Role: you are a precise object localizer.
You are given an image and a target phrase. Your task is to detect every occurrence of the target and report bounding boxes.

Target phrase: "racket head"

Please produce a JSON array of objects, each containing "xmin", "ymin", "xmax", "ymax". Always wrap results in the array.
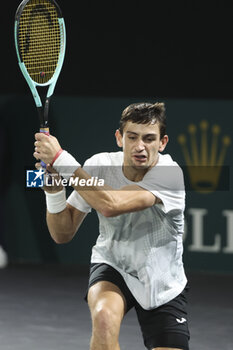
[{"xmin": 15, "ymin": 0, "xmax": 66, "ymax": 87}]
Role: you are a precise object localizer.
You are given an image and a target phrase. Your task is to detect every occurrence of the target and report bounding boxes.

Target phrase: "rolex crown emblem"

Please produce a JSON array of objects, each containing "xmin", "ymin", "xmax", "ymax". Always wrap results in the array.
[{"xmin": 178, "ymin": 121, "xmax": 231, "ymax": 194}]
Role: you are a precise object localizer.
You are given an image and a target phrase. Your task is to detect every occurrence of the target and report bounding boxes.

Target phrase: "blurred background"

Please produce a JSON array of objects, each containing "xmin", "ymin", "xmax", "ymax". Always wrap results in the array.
[
  {"xmin": 2, "ymin": 0, "xmax": 232, "ymax": 271},
  {"xmin": 0, "ymin": 1, "xmax": 232, "ymax": 349}
]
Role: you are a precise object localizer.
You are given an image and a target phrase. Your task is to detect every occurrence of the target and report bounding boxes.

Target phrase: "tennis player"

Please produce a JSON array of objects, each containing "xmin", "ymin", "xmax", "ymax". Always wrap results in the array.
[{"xmin": 34, "ymin": 102, "xmax": 190, "ymax": 350}]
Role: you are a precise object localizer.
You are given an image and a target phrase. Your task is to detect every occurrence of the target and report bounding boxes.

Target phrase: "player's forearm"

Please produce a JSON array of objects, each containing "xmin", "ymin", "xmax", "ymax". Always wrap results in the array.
[
  {"xmin": 39, "ymin": 148, "xmax": 154, "ymax": 216},
  {"xmin": 46, "ymin": 207, "xmax": 75, "ymax": 244},
  {"xmin": 34, "ymin": 146, "xmax": 117, "ymax": 214},
  {"xmin": 71, "ymin": 168, "xmax": 154, "ymax": 217},
  {"xmin": 71, "ymin": 167, "xmax": 119, "ymax": 215}
]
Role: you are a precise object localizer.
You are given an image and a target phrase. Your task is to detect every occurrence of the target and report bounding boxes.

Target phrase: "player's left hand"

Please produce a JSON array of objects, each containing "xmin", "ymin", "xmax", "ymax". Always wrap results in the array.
[
  {"xmin": 35, "ymin": 162, "xmax": 63, "ymax": 193},
  {"xmin": 33, "ymin": 133, "xmax": 62, "ymax": 165}
]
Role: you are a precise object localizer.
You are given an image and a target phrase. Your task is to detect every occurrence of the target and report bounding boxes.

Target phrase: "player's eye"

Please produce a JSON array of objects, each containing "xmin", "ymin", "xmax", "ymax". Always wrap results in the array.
[{"xmin": 145, "ymin": 138, "xmax": 155, "ymax": 142}]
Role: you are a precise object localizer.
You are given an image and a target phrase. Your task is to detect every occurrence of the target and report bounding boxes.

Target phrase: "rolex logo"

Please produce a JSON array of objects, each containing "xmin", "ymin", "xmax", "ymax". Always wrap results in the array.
[{"xmin": 178, "ymin": 121, "xmax": 231, "ymax": 193}]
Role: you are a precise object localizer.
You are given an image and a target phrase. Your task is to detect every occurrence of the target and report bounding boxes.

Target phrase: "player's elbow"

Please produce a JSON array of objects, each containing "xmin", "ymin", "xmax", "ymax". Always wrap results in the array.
[
  {"xmin": 50, "ymin": 231, "xmax": 74, "ymax": 244},
  {"xmin": 100, "ymin": 207, "xmax": 116, "ymax": 217},
  {"xmin": 99, "ymin": 202, "xmax": 119, "ymax": 217}
]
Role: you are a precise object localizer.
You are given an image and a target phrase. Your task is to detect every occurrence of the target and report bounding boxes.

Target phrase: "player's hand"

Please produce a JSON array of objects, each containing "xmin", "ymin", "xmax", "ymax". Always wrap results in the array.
[
  {"xmin": 35, "ymin": 162, "xmax": 63, "ymax": 193},
  {"xmin": 33, "ymin": 133, "xmax": 61, "ymax": 165}
]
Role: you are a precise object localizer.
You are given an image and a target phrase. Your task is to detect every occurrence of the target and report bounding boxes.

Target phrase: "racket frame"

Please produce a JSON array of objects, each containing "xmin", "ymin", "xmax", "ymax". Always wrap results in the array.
[{"xmin": 14, "ymin": 0, "xmax": 66, "ymax": 128}]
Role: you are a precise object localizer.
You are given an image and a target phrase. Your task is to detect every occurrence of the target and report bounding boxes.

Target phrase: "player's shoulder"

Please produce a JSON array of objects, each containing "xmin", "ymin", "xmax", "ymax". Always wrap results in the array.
[
  {"xmin": 143, "ymin": 153, "xmax": 184, "ymax": 186},
  {"xmin": 156, "ymin": 153, "xmax": 183, "ymax": 177},
  {"xmin": 158, "ymin": 153, "xmax": 180, "ymax": 167},
  {"xmin": 83, "ymin": 151, "xmax": 123, "ymax": 166}
]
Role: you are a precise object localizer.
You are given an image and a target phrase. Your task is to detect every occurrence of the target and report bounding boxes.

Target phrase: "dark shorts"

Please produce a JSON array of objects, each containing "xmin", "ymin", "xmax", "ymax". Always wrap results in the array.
[{"xmin": 86, "ymin": 263, "xmax": 190, "ymax": 350}]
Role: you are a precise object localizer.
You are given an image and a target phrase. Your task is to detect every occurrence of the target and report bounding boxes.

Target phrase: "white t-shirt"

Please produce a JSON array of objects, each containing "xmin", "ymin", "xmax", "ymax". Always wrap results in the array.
[{"xmin": 67, "ymin": 151, "xmax": 187, "ymax": 310}]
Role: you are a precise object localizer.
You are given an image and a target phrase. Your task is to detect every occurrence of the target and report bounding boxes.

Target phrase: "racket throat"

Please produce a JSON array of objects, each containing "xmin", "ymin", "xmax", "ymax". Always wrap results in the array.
[{"xmin": 37, "ymin": 97, "xmax": 51, "ymax": 128}]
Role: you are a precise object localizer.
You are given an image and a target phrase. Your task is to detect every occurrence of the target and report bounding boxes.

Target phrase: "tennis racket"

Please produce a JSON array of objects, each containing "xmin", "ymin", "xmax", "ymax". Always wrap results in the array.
[{"xmin": 14, "ymin": 0, "xmax": 66, "ymax": 167}]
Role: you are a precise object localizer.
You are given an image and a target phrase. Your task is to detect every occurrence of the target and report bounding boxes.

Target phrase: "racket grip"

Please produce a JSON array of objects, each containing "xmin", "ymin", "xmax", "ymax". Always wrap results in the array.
[
  {"xmin": 40, "ymin": 127, "xmax": 50, "ymax": 136},
  {"xmin": 40, "ymin": 127, "xmax": 50, "ymax": 168}
]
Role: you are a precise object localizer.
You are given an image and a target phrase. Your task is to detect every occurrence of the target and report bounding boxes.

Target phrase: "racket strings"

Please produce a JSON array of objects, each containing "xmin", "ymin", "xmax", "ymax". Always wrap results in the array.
[{"xmin": 18, "ymin": 0, "xmax": 61, "ymax": 84}]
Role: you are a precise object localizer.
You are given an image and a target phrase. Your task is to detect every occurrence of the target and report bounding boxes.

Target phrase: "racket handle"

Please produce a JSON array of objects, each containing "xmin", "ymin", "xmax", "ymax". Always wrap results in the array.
[
  {"xmin": 40, "ymin": 127, "xmax": 50, "ymax": 168},
  {"xmin": 40, "ymin": 127, "xmax": 50, "ymax": 136}
]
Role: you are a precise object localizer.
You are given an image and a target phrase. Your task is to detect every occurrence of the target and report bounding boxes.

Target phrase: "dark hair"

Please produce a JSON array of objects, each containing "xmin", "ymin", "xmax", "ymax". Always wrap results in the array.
[{"xmin": 119, "ymin": 102, "xmax": 167, "ymax": 139}]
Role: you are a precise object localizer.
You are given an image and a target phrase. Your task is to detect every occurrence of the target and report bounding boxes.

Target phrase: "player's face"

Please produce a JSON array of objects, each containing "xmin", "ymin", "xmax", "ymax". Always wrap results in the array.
[{"xmin": 115, "ymin": 121, "xmax": 168, "ymax": 179}]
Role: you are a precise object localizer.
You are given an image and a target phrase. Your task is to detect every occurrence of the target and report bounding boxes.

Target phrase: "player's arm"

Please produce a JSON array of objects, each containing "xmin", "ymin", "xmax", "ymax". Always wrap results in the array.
[
  {"xmin": 71, "ymin": 167, "xmax": 157, "ymax": 217},
  {"xmin": 33, "ymin": 133, "xmax": 158, "ymax": 218},
  {"xmin": 35, "ymin": 161, "xmax": 87, "ymax": 244},
  {"xmin": 46, "ymin": 203, "xmax": 87, "ymax": 244}
]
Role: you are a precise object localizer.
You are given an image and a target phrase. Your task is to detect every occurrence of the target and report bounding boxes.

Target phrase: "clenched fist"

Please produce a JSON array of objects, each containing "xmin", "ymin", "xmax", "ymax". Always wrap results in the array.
[{"xmin": 33, "ymin": 133, "xmax": 61, "ymax": 165}]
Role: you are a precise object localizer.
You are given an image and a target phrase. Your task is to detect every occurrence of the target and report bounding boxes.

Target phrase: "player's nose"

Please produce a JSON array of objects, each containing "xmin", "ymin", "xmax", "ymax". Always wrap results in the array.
[{"xmin": 135, "ymin": 139, "xmax": 145, "ymax": 151}]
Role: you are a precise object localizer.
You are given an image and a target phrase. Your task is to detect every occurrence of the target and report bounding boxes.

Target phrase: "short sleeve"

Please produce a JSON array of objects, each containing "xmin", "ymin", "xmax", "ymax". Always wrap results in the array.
[
  {"xmin": 66, "ymin": 155, "xmax": 101, "ymax": 214},
  {"xmin": 67, "ymin": 190, "xmax": 92, "ymax": 213},
  {"xmin": 66, "ymin": 152, "xmax": 113, "ymax": 213},
  {"xmin": 137, "ymin": 162, "xmax": 185, "ymax": 213}
]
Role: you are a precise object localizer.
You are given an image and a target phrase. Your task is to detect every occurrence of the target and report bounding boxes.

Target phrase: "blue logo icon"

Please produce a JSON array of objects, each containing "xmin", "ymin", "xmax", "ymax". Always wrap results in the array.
[{"xmin": 26, "ymin": 169, "xmax": 45, "ymax": 188}]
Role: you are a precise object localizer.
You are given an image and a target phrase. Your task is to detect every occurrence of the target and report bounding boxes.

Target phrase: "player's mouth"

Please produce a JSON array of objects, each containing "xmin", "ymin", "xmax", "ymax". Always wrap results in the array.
[{"xmin": 133, "ymin": 154, "xmax": 147, "ymax": 163}]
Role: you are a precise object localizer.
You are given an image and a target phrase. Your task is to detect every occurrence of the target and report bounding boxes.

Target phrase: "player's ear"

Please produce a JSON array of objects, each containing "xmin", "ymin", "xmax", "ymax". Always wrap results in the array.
[
  {"xmin": 159, "ymin": 135, "xmax": 169, "ymax": 152},
  {"xmin": 115, "ymin": 129, "xmax": 123, "ymax": 148}
]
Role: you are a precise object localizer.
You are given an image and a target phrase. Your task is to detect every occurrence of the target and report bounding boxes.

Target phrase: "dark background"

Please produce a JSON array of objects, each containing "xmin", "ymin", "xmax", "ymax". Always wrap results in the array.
[
  {"xmin": 4, "ymin": 0, "xmax": 233, "ymax": 99},
  {"xmin": 1, "ymin": 1, "xmax": 233, "ymax": 269}
]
